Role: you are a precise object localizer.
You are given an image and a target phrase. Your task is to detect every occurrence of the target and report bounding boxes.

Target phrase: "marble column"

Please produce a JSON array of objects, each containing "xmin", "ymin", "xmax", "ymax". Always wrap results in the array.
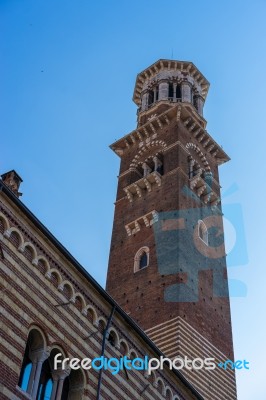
[
  {"xmin": 181, "ymin": 81, "xmax": 192, "ymax": 103},
  {"xmin": 31, "ymin": 351, "xmax": 49, "ymax": 399},
  {"xmin": 142, "ymin": 163, "xmax": 151, "ymax": 177},
  {"xmin": 195, "ymin": 95, "xmax": 204, "ymax": 116},
  {"xmin": 158, "ymin": 81, "xmax": 169, "ymax": 100},
  {"xmin": 141, "ymin": 90, "xmax": 149, "ymax": 111},
  {"xmin": 26, "ymin": 360, "xmax": 37, "ymax": 394}
]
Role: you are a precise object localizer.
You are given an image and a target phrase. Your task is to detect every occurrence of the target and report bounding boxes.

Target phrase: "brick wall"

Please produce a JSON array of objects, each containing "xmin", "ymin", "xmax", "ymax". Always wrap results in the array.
[
  {"xmin": 106, "ymin": 102, "xmax": 237, "ymax": 400},
  {"xmin": 0, "ymin": 190, "xmax": 201, "ymax": 400}
]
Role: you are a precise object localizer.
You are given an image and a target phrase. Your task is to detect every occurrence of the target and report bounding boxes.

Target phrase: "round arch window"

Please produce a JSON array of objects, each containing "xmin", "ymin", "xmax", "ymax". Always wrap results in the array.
[
  {"xmin": 198, "ymin": 220, "xmax": 208, "ymax": 245},
  {"xmin": 134, "ymin": 247, "xmax": 150, "ymax": 272}
]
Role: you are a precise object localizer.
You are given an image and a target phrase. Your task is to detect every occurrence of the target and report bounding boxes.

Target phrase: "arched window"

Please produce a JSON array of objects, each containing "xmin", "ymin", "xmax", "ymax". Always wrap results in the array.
[
  {"xmin": 19, "ymin": 362, "xmax": 32, "ymax": 391},
  {"xmin": 24, "ymin": 245, "xmax": 34, "ymax": 262},
  {"xmin": 119, "ymin": 341, "xmax": 129, "ymax": 357},
  {"xmin": 19, "ymin": 331, "xmax": 75, "ymax": 400},
  {"xmin": 107, "ymin": 331, "xmax": 116, "ymax": 347},
  {"xmin": 193, "ymin": 94, "xmax": 198, "ymax": 110},
  {"xmin": 139, "ymin": 252, "xmax": 148, "ymax": 269},
  {"xmin": 165, "ymin": 388, "xmax": 173, "ymax": 400},
  {"xmin": 198, "ymin": 220, "xmax": 208, "ymax": 245},
  {"xmin": 9, "ymin": 230, "xmax": 21, "ymax": 248},
  {"xmin": 168, "ymin": 82, "xmax": 174, "ymax": 99},
  {"xmin": 155, "ymin": 85, "xmax": 159, "ymax": 101},
  {"xmin": 37, "ymin": 358, "xmax": 53, "ymax": 400},
  {"xmin": 43, "ymin": 379, "xmax": 53, "ymax": 399},
  {"xmin": 157, "ymin": 378, "xmax": 164, "ymax": 394},
  {"xmin": 18, "ymin": 329, "xmax": 46, "ymax": 396},
  {"xmin": 176, "ymin": 84, "xmax": 181, "ymax": 100},
  {"xmin": 148, "ymin": 90, "xmax": 154, "ymax": 106},
  {"xmin": 63, "ymin": 369, "xmax": 84, "ymax": 400},
  {"xmin": 134, "ymin": 247, "xmax": 150, "ymax": 272}
]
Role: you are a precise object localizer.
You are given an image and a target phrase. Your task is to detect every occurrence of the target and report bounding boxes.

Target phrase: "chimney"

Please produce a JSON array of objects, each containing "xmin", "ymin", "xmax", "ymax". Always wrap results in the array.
[{"xmin": 1, "ymin": 170, "xmax": 23, "ymax": 198}]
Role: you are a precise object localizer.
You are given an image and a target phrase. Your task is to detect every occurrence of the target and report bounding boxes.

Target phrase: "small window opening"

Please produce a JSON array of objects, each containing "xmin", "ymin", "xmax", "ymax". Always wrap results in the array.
[
  {"xmin": 193, "ymin": 94, "xmax": 198, "ymax": 110},
  {"xmin": 107, "ymin": 331, "xmax": 116, "ymax": 347},
  {"xmin": 134, "ymin": 247, "xmax": 149, "ymax": 272},
  {"xmin": 176, "ymin": 84, "xmax": 181, "ymax": 99},
  {"xmin": 156, "ymin": 163, "xmax": 163, "ymax": 175},
  {"xmin": 168, "ymin": 83, "xmax": 174, "ymax": 99},
  {"xmin": 155, "ymin": 86, "xmax": 159, "ymax": 101},
  {"xmin": 198, "ymin": 220, "xmax": 208, "ymax": 245},
  {"xmin": 139, "ymin": 252, "xmax": 148, "ymax": 269},
  {"xmin": 148, "ymin": 90, "xmax": 154, "ymax": 106}
]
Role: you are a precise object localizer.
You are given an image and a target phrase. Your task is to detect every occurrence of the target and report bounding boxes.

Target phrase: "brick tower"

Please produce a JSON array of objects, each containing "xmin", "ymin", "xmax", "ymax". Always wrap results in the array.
[{"xmin": 106, "ymin": 59, "xmax": 237, "ymax": 400}]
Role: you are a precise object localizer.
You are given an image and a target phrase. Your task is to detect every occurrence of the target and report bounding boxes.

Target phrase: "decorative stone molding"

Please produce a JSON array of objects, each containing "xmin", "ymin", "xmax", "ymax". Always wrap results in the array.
[
  {"xmin": 186, "ymin": 142, "xmax": 210, "ymax": 171},
  {"xmin": 134, "ymin": 183, "xmax": 142, "ymax": 198},
  {"xmin": 189, "ymin": 172, "xmax": 220, "ymax": 206},
  {"xmin": 19, "ymin": 241, "xmax": 38, "ymax": 259},
  {"xmin": 125, "ymin": 210, "xmax": 158, "ymax": 236},
  {"xmin": 130, "ymin": 140, "xmax": 167, "ymax": 168},
  {"xmin": 0, "ymin": 213, "xmax": 10, "ymax": 232},
  {"xmin": 143, "ymin": 178, "xmax": 151, "ymax": 192},
  {"xmin": 4, "ymin": 227, "xmax": 23, "ymax": 245},
  {"xmin": 184, "ymin": 120, "xmax": 229, "ymax": 164},
  {"xmin": 110, "ymin": 107, "xmax": 175, "ymax": 155},
  {"xmin": 107, "ymin": 328, "xmax": 120, "ymax": 350},
  {"xmin": 124, "ymin": 188, "xmax": 134, "ymax": 202},
  {"xmin": 32, "ymin": 256, "xmax": 50, "ymax": 274},
  {"xmin": 124, "ymin": 172, "xmax": 162, "ymax": 202}
]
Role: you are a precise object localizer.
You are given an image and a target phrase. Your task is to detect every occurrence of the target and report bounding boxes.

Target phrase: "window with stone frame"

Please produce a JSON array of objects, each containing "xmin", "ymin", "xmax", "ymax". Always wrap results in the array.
[
  {"xmin": 134, "ymin": 247, "xmax": 150, "ymax": 272},
  {"xmin": 198, "ymin": 220, "xmax": 208, "ymax": 245}
]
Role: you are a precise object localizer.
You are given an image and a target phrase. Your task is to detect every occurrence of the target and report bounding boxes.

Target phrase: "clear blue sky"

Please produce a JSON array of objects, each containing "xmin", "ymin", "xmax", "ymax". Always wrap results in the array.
[{"xmin": 1, "ymin": 1, "xmax": 266, "ymax": 398}]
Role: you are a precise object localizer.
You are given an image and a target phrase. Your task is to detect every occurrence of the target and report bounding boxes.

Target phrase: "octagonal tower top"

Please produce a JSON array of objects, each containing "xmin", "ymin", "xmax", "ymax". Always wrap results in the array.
[{"xmin": 133, "ymin": 59, "xmax": 210, "ymax": 120}]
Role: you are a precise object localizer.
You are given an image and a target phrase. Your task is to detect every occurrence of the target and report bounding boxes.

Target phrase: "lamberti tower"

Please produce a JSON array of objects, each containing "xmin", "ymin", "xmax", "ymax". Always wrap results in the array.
[{"xmin": 106, "ymin": 59, "xmax": 237, "ymax": 400}]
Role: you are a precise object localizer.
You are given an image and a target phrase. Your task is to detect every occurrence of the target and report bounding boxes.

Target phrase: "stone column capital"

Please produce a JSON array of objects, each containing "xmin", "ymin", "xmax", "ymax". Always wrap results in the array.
[
  {"xmin": 52, "ymin": 367, "xmax": 71, "ymax": 381},
  {"xmin": 29, "ymin": 349, "xmax": 49, "ymax": 363}
]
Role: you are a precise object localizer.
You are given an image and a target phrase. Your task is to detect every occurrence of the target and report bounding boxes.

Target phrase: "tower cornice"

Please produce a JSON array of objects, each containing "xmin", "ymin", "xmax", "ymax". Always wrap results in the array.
[
  {"xmin": 110, "ymin": 103, "xmax": 230, "ymax": 165},
  {"xmin": 133, "ymin": 59, "xmax": 210, "ymax": 106}
]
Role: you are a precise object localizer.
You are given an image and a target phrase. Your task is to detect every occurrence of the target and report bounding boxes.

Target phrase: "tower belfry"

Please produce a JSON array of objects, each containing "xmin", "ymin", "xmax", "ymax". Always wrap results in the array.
[{"xmin": 106, "ymin": 59, "xmax": 237, "ymax": 400}]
